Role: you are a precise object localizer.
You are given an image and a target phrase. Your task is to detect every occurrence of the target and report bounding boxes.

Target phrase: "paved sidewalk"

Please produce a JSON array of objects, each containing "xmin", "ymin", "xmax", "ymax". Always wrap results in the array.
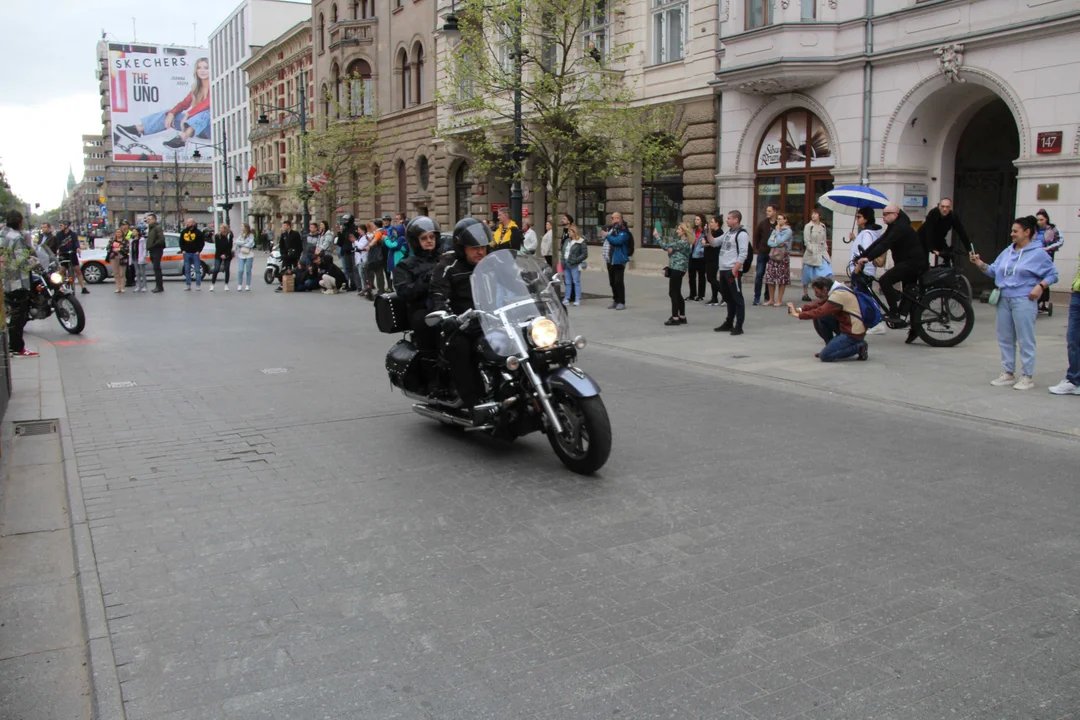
[{"xmin": 573, "ymin": 267, "xmax": 1078, "ymax": 437}]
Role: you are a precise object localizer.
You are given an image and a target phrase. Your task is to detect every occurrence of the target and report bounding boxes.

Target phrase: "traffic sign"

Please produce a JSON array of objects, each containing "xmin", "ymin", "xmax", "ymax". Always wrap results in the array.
[{"xmin": 99, "ymin": 204, "xmax": 108, "ymax": 218}]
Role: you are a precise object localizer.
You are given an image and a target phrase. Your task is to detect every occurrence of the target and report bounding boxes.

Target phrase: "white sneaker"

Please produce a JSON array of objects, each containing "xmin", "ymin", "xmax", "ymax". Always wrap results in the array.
[
  {"xmin": 236, "ymin": 286, "xmax": 242, "ymax": 292},
  {"xmin": 1048, "ymin": 380, "xmax": 1080, "ymax": 395},
  {"xmin": 224, "ymin": 285, "xmax": 229, "ymax": 292},
  {"xmin": 1013, "ymin": 375, "xmax": 1035, "ymax": 391},
  {"xmin": 184, "ymin": 286, "xmax": 191, "ymax": 291},
  {"xmin": 209, "ymin": 285, "xmax": 215, "ymax": 292},
  {"xmin": 990, "ymin": 372, "xmax": 1016, "ymax": 387},
  {"xmin": 244, "ymin": 285, "xmax": 250, "ymax": 291},
  {"xmin": 866, "ymin": 325, "xmax": 887, "ymax": 336}
]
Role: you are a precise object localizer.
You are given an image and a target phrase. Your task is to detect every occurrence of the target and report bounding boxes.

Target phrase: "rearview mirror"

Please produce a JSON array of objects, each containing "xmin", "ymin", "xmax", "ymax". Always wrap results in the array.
[{"xmin": 425, "ymin": 311, "xmax": 449, "ymax": 327}]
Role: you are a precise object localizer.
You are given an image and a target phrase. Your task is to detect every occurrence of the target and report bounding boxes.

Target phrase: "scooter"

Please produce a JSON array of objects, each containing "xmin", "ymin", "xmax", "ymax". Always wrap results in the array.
[{"xmin": 264, "ymin": 250, "xmax": 283, "ymax": 284}]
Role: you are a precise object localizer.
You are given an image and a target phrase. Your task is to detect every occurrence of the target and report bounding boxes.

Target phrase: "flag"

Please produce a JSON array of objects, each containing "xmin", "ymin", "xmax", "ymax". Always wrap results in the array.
[
  {"xmin": 310, "ymin": 172, "xmax": 329, "ymax": 193},
  {"xmin": 247, "ymin": 166, "xmax": 257, "ymax": 182}
]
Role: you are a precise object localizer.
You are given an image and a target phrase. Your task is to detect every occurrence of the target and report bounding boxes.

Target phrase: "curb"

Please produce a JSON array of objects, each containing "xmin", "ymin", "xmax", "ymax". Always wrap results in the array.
[{"xmin": 44, "ymin": 338, "xmax": 127, "ymax": 720}]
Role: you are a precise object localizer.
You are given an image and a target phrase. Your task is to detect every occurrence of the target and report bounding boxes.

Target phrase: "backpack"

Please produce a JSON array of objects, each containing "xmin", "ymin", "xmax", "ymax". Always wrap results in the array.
[
  {"xmin": 626, "ymin": 229, "xmax": 635, "ymax": 258},
  {"xmin": 837, "ymin": 285, "xmax": 882, "ymax": 329},
  {"xmin": 734, "ymin": 227, "xmax": 752, "ymax": 274},
  {"xmin": 367, "ymin": 240, "xmax": 386, "ymax": 267}
]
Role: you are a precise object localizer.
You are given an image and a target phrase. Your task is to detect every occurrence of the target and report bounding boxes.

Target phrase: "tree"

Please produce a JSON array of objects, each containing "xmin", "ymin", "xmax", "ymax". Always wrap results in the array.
[
  {"xmin": 0, "ymin": 170, "xmax": 26, "ymax": 217},
  {"xmin": 439, "ymin": 0, "xmax": 680, "ymax": 242},
  {"xmin": 290, "ymin": 78, "xmax": 382, "ymax": 223}
]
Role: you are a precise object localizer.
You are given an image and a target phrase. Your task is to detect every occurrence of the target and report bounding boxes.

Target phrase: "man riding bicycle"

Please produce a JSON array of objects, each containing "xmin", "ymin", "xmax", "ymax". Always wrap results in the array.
[
  {"xmin": 854, "ymin": 204, "xmax": 926, "ymax": 344},
  {"xmin": 55, "ymin": 221, "xmax": 89, "ymax": 294}
]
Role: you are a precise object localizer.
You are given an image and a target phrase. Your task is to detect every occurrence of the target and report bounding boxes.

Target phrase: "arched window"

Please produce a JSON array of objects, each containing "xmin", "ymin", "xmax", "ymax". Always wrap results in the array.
[
  {"xmin": 331, "ymin": 3, "xmax": 339, "ymax": 23},
  {"xmin": 320, "ymin": 83, "xmax": 329, "ymax": 119},
  {"xmin": 412, "ymin": 43, "xmax": 425, "ymax": 105},
  {"xmin": 397, "ymin": 49, "xmax": 411, "ymax": 110},
  {"xmin": 351, "ymin": 0, "xmax": 358, "ymax": 19},
  {"xmin": 417, "ymin": 156, "xmax": 429, "ymax": 191},
  {"xmin": 396, "ymin": 160, "xmax": 407, "ymax": 212},
  {"xmin": 331, "ymin": 63, "xmax": 342, "ymax": 117},
  {"xmin": 318, "ymin": 14, "xmax": 325, "ymax": 53},
  {"xmin": 347, "ymin": 60, "xmax": 373, "ymax": 116}
]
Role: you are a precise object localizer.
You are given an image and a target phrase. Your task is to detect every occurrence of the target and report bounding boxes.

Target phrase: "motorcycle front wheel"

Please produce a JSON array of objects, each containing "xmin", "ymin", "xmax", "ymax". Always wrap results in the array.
[
  {"xmin": 54, "ymin": 296, "xmax": 86, "ymax": 334},
  {"xmin": 546, "ymin": 392, "xmax": 612, "ymax": 475},
  {"xmin": 264, "ymin": 267, "xmax": 277, "ymax": 284}
]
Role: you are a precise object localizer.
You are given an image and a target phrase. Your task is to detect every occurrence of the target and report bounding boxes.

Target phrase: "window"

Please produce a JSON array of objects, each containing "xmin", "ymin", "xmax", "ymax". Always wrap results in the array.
[
  {"xmin": 331, "ymin": 3, "xmax": 338, "ymax": 22},
  {"xmin": 397, "ymin": 49, "xmax": 411, "ymax": 109},
  {"xmin": 396, "ymin": 160, "xmax": 407, "ymax": 211},
  {"xmin": 584, "ymin": 0, "xmax": 609, "ymax": 58},
  {"xmin": 347, "ymin": 60, "xmax": 374, "ymax": 116},
  {"xmin": 746, "ymin": 0, "xmax": 769, "ymax": 29},
  {"xmin": 321, "ymin": 83, "xmax": 330, "ymax": 117},
  {"xmin": 318, "ymin": 14, "xmax": 326, "ymax": 52},
  {"xmin": 496, "ymin": 23, "xmax": 515, "ymax": 76},
  {"xmin": 373, "ymin": 164, "xmax": 382, "ymax": 217},
  {"xmin": 413, "ymin": 43, "xmax": 425, "ymax": 105},
  {"xmin": 652, "ymin": 0, "xmax": 686, "ymax": 65},
  {"xmin": 332, "ymin": 64, "xmax": 342, "ymax": 117},
  {"xmin": 418, "ymin": 156, "xmax": 429, "ymax": 190},
  {"xmin": 801, "ymin": 0, "xmax": 815, "ymax": 21}
]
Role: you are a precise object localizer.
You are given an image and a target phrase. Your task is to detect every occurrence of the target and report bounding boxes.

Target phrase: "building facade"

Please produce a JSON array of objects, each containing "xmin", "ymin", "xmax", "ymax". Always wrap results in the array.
[
  {"xmin": 244, "ymin": 21, "xmax": 315, "ymax": 228},
  {"xmin": 209, "ymin": 0, "xmax": 314, "ymax": 232},
  {"xmin": 96, "ymin": 40, "xmax": 213, "ymax": 231},
  {"xmin": 713, "ymin": 0, "xmax": 1080, "ymax": 289}
]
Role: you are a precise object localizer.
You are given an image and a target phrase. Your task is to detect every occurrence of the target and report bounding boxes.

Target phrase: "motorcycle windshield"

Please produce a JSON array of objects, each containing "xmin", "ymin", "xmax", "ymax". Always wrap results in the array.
[{"xmin": 471, "ymin": 251, "xmax": 571, "ymax": 357}]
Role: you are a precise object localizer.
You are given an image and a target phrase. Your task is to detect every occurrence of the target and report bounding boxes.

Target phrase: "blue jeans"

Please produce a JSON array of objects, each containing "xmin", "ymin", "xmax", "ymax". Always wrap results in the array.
[
  {"xmin": 1067, "ymin": 292, "xmax": 1080, "ymax": 385},
  {"xmin": 141, "ymin": 109, "xmax": 211, "ymax": 139},
  {"xmin": 340, "ymin": 251, "xmax": 358, "ymax": 290},
  {"xmin": 753, "ymin": 252, "xmax": 770, "ymax": 302},
  {"xmin": 237, "ymin": 256, "xmax": 253, "ymax": 285},
  {"xmin": 996, "ymin": 295, "xmax": 1038, "ymax": 376},
  {"xmin": 814, "ymin": 315, "xmax": 865, "ymax": 362},
  {"xmin": 183, "ymin": 252, "xmax": 202, "ymax": 286},
  {"xmin": 563, "ymin": 264, "xmax": 582, "ymax": 303}
]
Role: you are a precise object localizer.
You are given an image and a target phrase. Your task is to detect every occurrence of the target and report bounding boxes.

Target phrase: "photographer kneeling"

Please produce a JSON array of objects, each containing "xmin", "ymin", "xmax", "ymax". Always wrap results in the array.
[{"xmin": 787, "ymin": 276, "xmax": 869, "ymax": 363}]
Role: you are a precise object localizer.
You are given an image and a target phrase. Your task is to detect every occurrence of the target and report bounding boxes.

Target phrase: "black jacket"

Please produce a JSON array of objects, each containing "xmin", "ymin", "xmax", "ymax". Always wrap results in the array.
[
  {"xmin": 179, "ymin": 226, "xmax": 205, "ymax": 254},
  {"xmin": 862, "ymin": 210, "xmax": 926, "ymax": 268},
  {"xmin": 917, "ymin": 207, "xmax": 970, "ymax": 255},
  {"xmin": 56, "ymin": 229, "xmax": 79, "ymax": 257},
  {"xmin": 393, "ymin": 249, "xmax": 440, "ymax": 313},
  {"xmin": 41, "ymin": 232, "xmax": 58, "ymax": 255},
  {"xmin": 322, "ymin": 260, "xmax": 346, "ymax": 288},
  {"xmin": 430, "ymin": 251, "xmax": 477, "ymax": 315},
  {"xmin": 279, "ymin": 230, "xmax": 303, "ymax": 261},
  {"xmin": 214, "ymin": 232, "xmax": 234, "ymax": 259}
]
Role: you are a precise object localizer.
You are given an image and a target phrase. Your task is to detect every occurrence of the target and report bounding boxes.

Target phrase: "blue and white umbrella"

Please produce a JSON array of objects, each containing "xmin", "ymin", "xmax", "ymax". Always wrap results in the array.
[{"xmin": 818, "ymin": 185, "xmax": 890, "ymax": 216}]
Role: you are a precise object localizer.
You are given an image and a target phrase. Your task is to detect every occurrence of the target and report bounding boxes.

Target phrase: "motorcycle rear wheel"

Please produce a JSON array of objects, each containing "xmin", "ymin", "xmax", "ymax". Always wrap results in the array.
[
  {"xmin": 55, "ymin": 296, "xmax": 86, "ymax": 334},
  {"xmin": 546, "ymin": 392, "xmax": 611, "ymax": 475}
]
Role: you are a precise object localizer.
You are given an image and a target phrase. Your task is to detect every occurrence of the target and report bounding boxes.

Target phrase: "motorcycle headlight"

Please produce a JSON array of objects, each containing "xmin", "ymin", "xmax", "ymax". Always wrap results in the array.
[
  {"xmin": 528, "ymin": 317, "xmax": 559, "ymax": 349},
  {"xmin": 49, "ymin": 272, "xmax": 64, "ymax": 285}
]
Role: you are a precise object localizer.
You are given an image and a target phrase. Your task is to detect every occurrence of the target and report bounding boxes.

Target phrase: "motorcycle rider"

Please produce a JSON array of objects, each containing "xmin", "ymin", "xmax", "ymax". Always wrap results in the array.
[
  {"xmin": 393, "ymin": 216, "xmax": 442, "ymax": 353},
  {"xmin": 430, "ymin": 218, "xmax": 491, "ymax": 411},
  {"xmin": 854, "ymin": 204, "xmax": 926, "ymax": 344},
  {"xmin": 56, "ymin": 220, "xmax": 89, "ymax": 294}
]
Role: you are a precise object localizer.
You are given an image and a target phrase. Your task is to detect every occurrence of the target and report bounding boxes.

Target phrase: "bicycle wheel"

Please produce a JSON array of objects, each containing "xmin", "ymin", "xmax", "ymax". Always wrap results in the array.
[
  {"xmin": 956, "ymin": 274, "xmax": 972, "ymax": 300},
  {"xmin": 915, "ymin": 288, "xmax": 974, "ymax": 347}
]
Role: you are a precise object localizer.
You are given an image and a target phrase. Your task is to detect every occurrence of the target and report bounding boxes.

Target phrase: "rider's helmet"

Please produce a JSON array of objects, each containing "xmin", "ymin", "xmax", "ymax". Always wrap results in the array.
[
  {"xmin": 339, "ymin": 213, "xmax": 354, "ymax": 224},
  {"xmin": 405, "ymin": 216, "xmax": 441, "ymax": 255},
  {"xmin": 452, "ymin": 218, "xmax": 492, "ymax": 263}
]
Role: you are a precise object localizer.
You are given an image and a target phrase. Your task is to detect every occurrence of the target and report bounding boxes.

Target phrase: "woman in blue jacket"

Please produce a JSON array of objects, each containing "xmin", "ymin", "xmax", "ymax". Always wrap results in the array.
[
  {"xmin": 971, "ymin": 215, "xmax": 1059, "ymax": 391},
  {"xmin": 383, "ymin": 228, "xmax": 409, "ymax": 289}
]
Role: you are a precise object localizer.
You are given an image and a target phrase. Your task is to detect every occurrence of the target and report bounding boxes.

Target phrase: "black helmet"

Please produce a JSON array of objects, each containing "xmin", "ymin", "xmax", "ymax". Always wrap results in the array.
[
  {"xmin": 405, "ymin": 216, "xmax": 441, "ymax": 254},
  {"xmin": 452, "ymin": 217, "xmax": 492, "ymax": 250},
  {"xmin": 340, "ymin": 213, "xmax": 354, "ymax": 225}
]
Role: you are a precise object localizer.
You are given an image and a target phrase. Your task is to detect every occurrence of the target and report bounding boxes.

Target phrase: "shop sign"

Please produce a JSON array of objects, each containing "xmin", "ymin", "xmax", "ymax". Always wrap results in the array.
[
  {"xmin": 757, "ymin": 183, "xmax": 781, "ymax": 195},
  {"xmin": 903, "ymin": 183, "xmax": 928, "ymax": 196},
  {"xmin": 903, "ymin": 196, "xmax": 928, "ymax": 208},
  {"xmin": 787, "ymin": 183, "xmax": 805, "ymax": 194}
]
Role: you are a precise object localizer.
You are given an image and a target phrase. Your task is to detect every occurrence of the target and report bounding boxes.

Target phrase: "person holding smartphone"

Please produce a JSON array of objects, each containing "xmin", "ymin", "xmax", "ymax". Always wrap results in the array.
[{"xmin": 787, "ymin": 276, "xmax": 869, "ymax": 362}]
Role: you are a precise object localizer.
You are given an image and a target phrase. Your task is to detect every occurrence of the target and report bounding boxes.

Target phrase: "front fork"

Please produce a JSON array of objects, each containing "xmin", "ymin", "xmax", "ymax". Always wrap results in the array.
[{"xmin": 521, "ymin": 360, "xmax": 564, "ymax": 435}]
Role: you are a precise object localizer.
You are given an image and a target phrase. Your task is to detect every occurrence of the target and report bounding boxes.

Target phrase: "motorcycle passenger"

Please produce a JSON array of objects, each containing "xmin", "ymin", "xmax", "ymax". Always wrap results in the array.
[
  {"xmin": 393, "ymin": 216, "xmax": 442, "ymax": 353},
  {"xmin": 854, "ymin": 204, "xmax": 926, "ymax": 343},
  {"xmin": 430, "ymin": 218, "xmax": 491, "ymax": 409}
]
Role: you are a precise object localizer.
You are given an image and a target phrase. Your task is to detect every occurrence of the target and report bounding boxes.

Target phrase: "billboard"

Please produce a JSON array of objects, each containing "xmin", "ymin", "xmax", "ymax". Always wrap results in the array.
[{"xmin": 108, "ymin": 43, "xmax": 211, "ymax": 163}]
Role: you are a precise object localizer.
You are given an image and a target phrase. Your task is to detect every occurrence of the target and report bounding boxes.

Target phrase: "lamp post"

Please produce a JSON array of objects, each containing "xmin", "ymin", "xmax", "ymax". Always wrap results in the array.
[
  {"xmin": 257, "ymin": 68, "xmax": 309, "ymax": 231},
  {"xmin": 144, "ymin": 168, "xmax": 158, "ymax": 217},
  {"xmin": 191, "ymin": 126, "xmax": 232, "ymax": 228}
]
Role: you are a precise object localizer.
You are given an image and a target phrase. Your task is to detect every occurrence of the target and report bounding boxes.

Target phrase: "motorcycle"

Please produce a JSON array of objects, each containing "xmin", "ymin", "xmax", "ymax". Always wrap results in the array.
[
  {"xmin": 23, "ymin": 258, "xmax": 86, "ymax": 335},
  {"xmin": 380, "ymin": 251, "xmax": 612, "ymax": 475},
  {"xmin": 264, "ymin": 250, "xmax": 283, "ymax": 284}
]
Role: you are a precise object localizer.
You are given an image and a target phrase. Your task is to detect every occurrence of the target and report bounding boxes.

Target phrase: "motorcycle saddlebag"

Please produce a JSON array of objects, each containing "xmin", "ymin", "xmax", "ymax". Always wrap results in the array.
[
  {"xmin": 386, "ymin": 339, "xmax": 422, "ymax": 390},
  {"xmin": 375, "ymin": 292, "xmax": 408, "ymax": 333},
  {"xmin": 919, "ymin": 266, "xmax": 959, "ymax": 289}
]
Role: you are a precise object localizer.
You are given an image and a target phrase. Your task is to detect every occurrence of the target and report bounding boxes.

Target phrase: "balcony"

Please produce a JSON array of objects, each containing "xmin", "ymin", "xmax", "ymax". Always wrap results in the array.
[
  {"xmin": 329, "ymin": 18, "xmax": 377, "ymax": 52},
  {"xmin": 715, "ymin": 21, "xmax": 850, "ymax": 94},
  {"xmin": 255, "ymin": 173, "xmax": 280, "ymax": 189}
]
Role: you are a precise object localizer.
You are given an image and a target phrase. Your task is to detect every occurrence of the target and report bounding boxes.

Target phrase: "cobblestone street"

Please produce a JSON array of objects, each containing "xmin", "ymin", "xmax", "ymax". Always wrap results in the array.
[{"xmin": 32, "ymin": 276, "xmax": 1080, "ymax": 719}]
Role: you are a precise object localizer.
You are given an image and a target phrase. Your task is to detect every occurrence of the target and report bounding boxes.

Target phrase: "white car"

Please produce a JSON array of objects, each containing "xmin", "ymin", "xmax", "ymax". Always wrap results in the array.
[{"xmin": 79, "ymin": 232, "xmax": 218, "ymax": 284}]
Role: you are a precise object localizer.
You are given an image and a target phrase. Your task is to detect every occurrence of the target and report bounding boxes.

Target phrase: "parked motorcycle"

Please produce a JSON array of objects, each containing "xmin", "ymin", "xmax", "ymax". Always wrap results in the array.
[
  {"xmin": 24, "ymin": 259, "xmax": 86, "ymax": 335},
  {"xmin": 264, "ymin": 250, "xmax": 283, "ymax": 284},
  {"xmin": 379, "ymin": 251, "xmax": 612, "ymax": 474}
]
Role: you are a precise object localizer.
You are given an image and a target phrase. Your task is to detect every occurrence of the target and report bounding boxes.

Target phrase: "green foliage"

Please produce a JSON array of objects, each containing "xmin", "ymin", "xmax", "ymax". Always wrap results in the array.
[
  {"xmin": 438, "ymin": 0, "xmax": 681, "ymax": 230},
  {"xmin": 0, "ymin": 170, "xmax": 26, "ymax": 216}
]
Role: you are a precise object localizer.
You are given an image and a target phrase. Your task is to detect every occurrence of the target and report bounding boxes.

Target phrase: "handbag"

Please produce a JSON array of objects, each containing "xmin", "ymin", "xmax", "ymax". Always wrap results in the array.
[
  {"xmin": 988, "ymin": 288, "xmax": 1000, "ymax": 306},
  {"xmin": 769, "ymin": 246, "xmax": 788, "ymax": 262},
  {"xmin": 663, "ymin": 266, "xmax": 671, "ymax": 278}
]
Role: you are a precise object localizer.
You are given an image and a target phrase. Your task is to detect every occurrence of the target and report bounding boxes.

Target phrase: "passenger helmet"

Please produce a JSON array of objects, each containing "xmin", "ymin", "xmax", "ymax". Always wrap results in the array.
[{"xmin": 405, "ymin": 216, "xmax": 441, "ymax": 254}]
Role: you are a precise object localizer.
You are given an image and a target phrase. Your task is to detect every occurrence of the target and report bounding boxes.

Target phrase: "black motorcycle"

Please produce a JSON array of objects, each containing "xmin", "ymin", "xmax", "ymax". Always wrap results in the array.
[
  {"xmin": 24, "ymin": 259, "xmax": 87, "ymax": 335},
  {"xmin": 379, "ymin": 252, "xmax": 612, "ymax": 474}
]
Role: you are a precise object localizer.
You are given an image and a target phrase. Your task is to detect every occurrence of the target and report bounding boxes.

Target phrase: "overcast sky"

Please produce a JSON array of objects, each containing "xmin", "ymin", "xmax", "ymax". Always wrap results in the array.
[{"xmin": 0, "ymin": 0, "xmax": 309, "ymax": 210}]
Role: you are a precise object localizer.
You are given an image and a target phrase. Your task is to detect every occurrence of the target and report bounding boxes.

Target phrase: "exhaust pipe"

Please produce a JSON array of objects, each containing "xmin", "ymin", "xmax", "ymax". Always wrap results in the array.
[{"xmin": 412, "ymin": 404, "xmax": 475, "ymax": 427}]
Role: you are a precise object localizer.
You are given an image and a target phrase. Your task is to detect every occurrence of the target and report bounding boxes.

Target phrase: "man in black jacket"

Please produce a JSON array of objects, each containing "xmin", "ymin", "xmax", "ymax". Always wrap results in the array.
[
  {"xmin": 56, "ymin": 221, "xmax": 90, "ymax": 294},
  {"xmin": 179, "ymin": 218, "xmax": 205, "ymax": 290},
  {"xmin": 278, "ymin": 220, "xmax": 303, "ymax": 271},
  {"xmin": 856, "ymin": 205, "xmax": 926, "ymax": 341},
  {"xmin": 918, "ymin": 198, "xmax": 970, "ymax": 257}
]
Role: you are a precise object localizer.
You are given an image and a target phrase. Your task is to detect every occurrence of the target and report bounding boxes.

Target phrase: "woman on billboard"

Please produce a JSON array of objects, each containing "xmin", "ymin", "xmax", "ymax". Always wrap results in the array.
[{"xmin": 116, "ymin": 58, "xmax": 211, "ymax": 150}]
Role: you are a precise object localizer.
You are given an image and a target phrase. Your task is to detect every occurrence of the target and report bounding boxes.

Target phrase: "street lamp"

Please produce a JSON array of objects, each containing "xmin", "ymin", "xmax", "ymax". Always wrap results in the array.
[
  {"xmin": 190, "ymin": 126, "xmax": 238, "ymax": 227},
  {"xmin": 257, "ymin": 68, "xmax": 309, "ymax": 231}
]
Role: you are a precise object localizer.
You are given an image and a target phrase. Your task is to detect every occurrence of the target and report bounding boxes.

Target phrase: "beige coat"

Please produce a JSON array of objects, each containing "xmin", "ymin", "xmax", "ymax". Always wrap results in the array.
[{"xmin": 803, "ymin": 222, "xmax": 829, "ymax": 267}]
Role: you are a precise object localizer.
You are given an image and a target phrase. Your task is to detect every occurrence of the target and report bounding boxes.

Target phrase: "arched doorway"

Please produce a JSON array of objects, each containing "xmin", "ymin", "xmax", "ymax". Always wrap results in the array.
[
  {"xmin": 755, "ymin": 109, "xmax": 834, "ymax": 254},
  {"xmin": 454, "ymin": 162, "xmax": 472, "ymax": 223},
  {"xmin": 953, "ymin": 98, "xmax": 1018, "ymax": 290}
]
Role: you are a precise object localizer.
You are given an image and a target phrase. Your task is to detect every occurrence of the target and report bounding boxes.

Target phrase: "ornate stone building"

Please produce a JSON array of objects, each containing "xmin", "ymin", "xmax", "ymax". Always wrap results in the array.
[
  {"xmin": 310, "ymin": 0, "xmax": 447, "ymax": 226},
  {"xmin": 243, "ymin": 20, "xmax": 315, "ymax": 229}
]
